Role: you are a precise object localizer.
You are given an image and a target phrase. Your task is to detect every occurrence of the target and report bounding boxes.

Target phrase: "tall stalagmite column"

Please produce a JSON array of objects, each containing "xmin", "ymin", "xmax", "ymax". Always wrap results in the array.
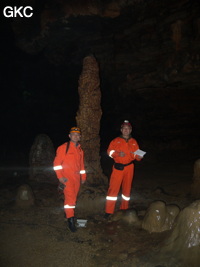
[{"xmin": 76, "ymin": 55, "xmax": 107, "ymax": 185}]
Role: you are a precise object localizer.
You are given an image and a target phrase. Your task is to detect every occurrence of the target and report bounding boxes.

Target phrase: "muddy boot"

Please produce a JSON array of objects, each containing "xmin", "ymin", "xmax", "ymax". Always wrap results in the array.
[
  {"xmin": 68, "ymin": 217, "xmax": 77, "ymax": 232},
  {"xmin": 103, "ymin": 213, "xmax": 111, "ymax": 219}
]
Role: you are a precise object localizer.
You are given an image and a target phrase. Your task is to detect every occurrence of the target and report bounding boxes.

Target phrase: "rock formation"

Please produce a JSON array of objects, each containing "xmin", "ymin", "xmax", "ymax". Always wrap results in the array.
[
  {"xmin": 142, "ymin": 201, "xmax": 180, "ymax": 233},
  {"xmin": 160, "ymin": 200, "xmax": 200, "ymax": 267},
  {"xmin": 76, "ymin": 55, "xmax": 107, "ymax": 185},
  {"xmin": 15, "ymin": 184, "xmax": 35, "ymax": 208},
  {"xmin": 29, "ymin": 133, "xmax": 57, "ymax": 184},
  {"xmin": 111, "ymin": 209, "xmax": 141, "ymax": 226}
]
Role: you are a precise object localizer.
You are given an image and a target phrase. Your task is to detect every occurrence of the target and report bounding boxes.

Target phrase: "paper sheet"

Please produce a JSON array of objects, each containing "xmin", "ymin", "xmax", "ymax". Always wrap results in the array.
[{"xmin": 133, "ymin": 149, "xmax": 146, "ymax": 157}]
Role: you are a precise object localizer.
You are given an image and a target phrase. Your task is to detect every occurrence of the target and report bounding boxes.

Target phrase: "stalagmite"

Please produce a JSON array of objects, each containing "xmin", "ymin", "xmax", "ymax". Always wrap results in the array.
[
  {"xmin": 111, "ymin": 209, "xmax": 141, "ymax": 226},
  {"xmin": 76, "ymin": 55, "xmax": 107, "ymax": 185},
  {"xmin": 15, "ymin": 184, "xmax": 35, "ymax": 208},
  {"xmin": 160, "ymin": 200, "xmax": 200, "ymax": 267},
  {"xmin": 142, "ymin": 201, "xmax": 180, "ymax": 233},
  {"xmin": 29, "ymin": 133, "xmax": 57, "ymax": 184},
  {"xmin": 191, "ymin": 159, "xmax": 200, "ymax": 199}
]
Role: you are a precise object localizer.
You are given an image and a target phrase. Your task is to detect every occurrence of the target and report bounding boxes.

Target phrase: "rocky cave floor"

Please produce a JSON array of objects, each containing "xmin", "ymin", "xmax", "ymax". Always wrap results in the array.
[{"xmin": 0, "ymin": 160, "xmax": 196, "ymax": 267}]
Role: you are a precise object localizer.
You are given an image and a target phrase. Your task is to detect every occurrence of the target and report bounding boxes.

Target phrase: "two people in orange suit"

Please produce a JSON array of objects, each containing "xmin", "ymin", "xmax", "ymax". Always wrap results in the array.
[{"xmin": 53, "ymin": 121, "xmax": 143, "ymax": 231}]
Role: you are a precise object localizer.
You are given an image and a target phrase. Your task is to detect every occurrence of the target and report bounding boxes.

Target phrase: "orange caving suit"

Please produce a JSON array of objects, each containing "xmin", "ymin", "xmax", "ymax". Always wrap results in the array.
[
  {"xmin": 105, "ymin": 136, "xmax": 140, "ymax": 214},
  {"xmin": 53, "ymin": 142, "xmax": 86, "ymax": 218}
]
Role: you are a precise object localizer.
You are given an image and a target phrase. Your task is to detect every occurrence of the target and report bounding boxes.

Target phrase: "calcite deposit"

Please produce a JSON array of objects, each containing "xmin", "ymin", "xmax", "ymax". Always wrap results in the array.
[
  {"xmin": 142, "ymin": 201, "xmax": 180, "ymax": 233},
  {"xmin": 160, "ymin": 200, "xmax": 200, "ymax": 267}
]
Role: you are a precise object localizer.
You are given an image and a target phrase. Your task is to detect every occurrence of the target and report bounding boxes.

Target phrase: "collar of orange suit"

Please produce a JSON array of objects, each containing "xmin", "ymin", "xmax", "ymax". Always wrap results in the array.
[
  {"xmin": 120, "ymin": 135, "xmax": 132, "ymax": 141},
  {"xmin": 70, "ymin": 141, "xmax": 80, "ymax": 147}
]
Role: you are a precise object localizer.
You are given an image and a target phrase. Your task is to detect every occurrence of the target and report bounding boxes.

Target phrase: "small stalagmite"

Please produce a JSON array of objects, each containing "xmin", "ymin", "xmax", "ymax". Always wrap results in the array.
[
  {"xmin": 122, "ymin": 209, "xmax": 141, "ymax": 226},
  {"xmin": 15, "ymin": 184, "xmax": 35, "ymax": 208},
  {"xmin": 111, "ymin": 209, "xmax": 140, "ymax": 226},
  {"xmin": 142, "ymin": 201, "xmax": 180, "ymax": 233},
  {"xmin": 29, "ymin": 133, "xmax": 57, "ymax": 184},
  {"xmin": 191, "ymin": 159, "xmax": 200, "ymax": 199},
  {"xmin": 76, "ymin": 55, "xmax": 107, "ymax": 185},
  {"xmin": 160, "ymin": 200, "xmax": 200, "ymax": 267}
]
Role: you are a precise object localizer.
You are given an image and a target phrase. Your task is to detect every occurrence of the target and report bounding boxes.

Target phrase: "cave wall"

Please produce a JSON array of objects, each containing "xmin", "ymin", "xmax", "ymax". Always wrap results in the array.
[{"xmin": 3, "ymin": 0, "xmax": 200, "ymax": 163}]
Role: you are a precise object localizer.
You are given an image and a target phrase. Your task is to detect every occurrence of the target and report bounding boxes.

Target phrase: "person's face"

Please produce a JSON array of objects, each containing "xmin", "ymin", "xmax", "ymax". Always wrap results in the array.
[
  {"xmin": 121, "ymin": 125, "xmax": 132, "ymax": 138},
  {"xmin": 69, "ymin": 132, "xmax": 81, "ymax": 143}
]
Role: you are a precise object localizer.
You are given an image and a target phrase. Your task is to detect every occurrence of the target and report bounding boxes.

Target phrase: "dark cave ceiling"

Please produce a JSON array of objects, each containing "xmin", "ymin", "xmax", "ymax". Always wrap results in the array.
[{"xmin": 1, "ymin": 0, "xmax": 200, "ymax": 163}]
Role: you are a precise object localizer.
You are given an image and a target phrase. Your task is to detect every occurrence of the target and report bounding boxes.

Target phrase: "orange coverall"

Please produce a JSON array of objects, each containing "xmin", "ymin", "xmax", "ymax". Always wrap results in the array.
[
  {"xmin": 105, "ymin": 136, "xmax": 140, "ymax": 214},
  {"xmin": 53, "ymin": 141, "xmax": 86, "ymax": 218}
]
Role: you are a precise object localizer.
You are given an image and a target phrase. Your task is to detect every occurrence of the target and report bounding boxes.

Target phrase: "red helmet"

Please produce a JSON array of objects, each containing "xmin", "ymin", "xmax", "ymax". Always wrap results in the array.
[{"xmin": 121, "ymin": 120, "xmax": 132, "ymax": 128}]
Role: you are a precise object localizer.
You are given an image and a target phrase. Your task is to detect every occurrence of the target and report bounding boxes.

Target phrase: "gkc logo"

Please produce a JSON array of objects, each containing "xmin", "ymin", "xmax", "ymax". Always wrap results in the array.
[{"xmin": 3, "ymin": 6, "xmax": 33, "ymax": 18}]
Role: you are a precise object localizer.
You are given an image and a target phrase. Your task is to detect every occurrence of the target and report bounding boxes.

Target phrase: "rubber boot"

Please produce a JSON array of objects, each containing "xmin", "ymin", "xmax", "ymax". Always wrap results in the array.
[
  {"xmin": 103, "ymin": 213, "xmax": 111, "ymax": 219},
  {"xmin": 68, "ymin": 217, "xmax": 77, "ymax": 232}
]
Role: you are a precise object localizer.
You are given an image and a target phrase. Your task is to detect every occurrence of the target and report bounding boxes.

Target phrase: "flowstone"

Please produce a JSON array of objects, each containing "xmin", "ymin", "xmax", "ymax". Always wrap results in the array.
[
  {"xmin": 160, "ymin": 200, "xmax": 200, "ymax": 267},
  {"xmin": 142, "ymin": 201, "xmax": 180, "ymax": 233}
]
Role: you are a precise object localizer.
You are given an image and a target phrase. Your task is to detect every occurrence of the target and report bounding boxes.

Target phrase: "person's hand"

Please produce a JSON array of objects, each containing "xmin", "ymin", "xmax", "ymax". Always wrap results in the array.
[
  {"xmin": 136, "ymin": 155, "xmax": 143, "ymax": 161},
  {"xmin": 81, "ymin": 180, "xmax": 86, "ymax": 185},
  {"xmin": 59, "ymin": 177, "xmax": 68, "ymax": 184},
  {"xmin": 119, "ymin": 151, "xmax": 125, "ymax": 157}
]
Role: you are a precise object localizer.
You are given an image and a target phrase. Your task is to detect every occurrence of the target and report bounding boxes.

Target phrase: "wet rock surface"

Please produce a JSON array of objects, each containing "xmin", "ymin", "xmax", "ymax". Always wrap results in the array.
[
  {"xmin": 160, "ymin": 200, "xmax": 200, "ymax": 267},
  {"xmin": 142, "ymin": 201, "xmax": 180, "ymax": 233}
]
